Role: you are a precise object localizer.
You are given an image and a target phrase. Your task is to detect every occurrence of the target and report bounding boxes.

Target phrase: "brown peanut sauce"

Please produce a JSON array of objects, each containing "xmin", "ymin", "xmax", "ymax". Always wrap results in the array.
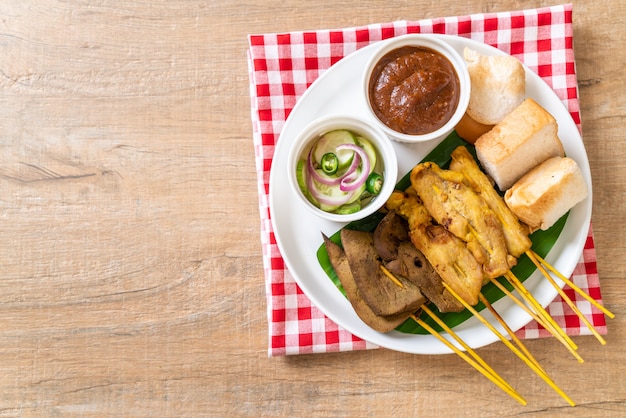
[{"xmin": 368, "ymin": 46, "xmax": 460, "ymax": 135}]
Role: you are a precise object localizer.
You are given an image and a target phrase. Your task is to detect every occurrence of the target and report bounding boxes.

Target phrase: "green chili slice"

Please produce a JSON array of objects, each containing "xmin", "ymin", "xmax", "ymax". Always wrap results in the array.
[
  {"xmin": 320, "ymin": 152, "xmax": 339, "ymax": 175},
  {"xmin": 365, "ymin": 172, "xmax": 383, "ymax": 195}
]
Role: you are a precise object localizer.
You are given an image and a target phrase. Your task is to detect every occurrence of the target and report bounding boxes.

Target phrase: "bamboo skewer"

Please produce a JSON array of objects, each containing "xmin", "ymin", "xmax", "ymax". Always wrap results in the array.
[
  {"xmin": 504, "ymin": 271, "xmax": 578, "ymax": 352},
  {"xmin": 526, "ymin": 251, "xmax": 606, "ymax": 345},
  {"xmin": 409, "ymin": 313, "xmax": 527, "ymax": 406},
  {"xmin": 489, "ymin": 277, "xmax": 553, "ymax": 332},
  {"xmin": 379, "ymin": 265, "xmax": 404, "ymax": 288},
  {"xmin": 529, "ymin": 250, "xmax": 615, "ymax": 319},
  {"xmin": 489, "ymin": 277, "xmax": 584, "ymax": 363},
  {"xmin": 419, "ymin": 305, "xmax": 518, "ymax": 394},
  {"xmin": 463, "ymin": 229, "xmax": 580, "ymax": 357},
  {"xmin": 478, "ymin": 293, "xmax": 546, "ymax": 373},
  {"xmin": 442, "ymin": 282, "xmax": 576, "ymax": 407},
  {"xmin": 379, "ymin": 266, "xmax": 525, "ymax": 404}
]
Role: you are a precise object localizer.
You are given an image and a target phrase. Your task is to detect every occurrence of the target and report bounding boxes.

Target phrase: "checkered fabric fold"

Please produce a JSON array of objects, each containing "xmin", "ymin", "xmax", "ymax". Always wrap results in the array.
[{"xmin": 248, "ymin": 3, "xmax": 608, "ymax": 356}]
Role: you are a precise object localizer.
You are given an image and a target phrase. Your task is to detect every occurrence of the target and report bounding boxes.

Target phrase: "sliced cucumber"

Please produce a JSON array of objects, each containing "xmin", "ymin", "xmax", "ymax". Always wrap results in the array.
[
  {"xmin": 313, "ymin": 130, "xmax": 356, "ymax": 169},
  {"xmin": 345, "ymin": 183, "xmax": 366, "ymax": 205},
  {"xmin": 296, "ymin": 159, "xmax": 320, "ymax": 207},
  {"xmin": 356, "ymin": 136, "xmax": 377, "ymax": 174},
  {"xmin": 335, "ymin": 201, "xmax": 362, "ymax": 215}
]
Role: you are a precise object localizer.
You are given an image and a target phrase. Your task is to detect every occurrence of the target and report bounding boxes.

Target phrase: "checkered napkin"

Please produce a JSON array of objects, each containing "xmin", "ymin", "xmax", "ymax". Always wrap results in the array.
[{"xmin": 248, "ymin": 3, "xmax": 608, "ymax": 356}]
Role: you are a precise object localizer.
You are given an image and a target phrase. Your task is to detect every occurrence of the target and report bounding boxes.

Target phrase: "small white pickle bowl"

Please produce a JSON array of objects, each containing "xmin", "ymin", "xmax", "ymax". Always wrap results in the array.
[{"xmin": 287, "ymin": 114, "xmax": 398, "ymax": 223}]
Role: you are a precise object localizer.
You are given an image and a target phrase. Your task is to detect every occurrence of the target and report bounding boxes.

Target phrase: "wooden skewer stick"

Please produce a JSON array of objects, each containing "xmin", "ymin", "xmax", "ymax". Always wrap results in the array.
[
  {"xmin": 419, "ymin": 305, "xmax": 520, "ymax": 396},
  {"xmin": 529, "ymin": 250, "xmax": 615, "ymax": 319},
  {"xmin": 478, "ymin": 293, "xmax": 546, "ymax": 373},
  {"xmin": 504, "ymin": 271, "xmax": 578, "ymax": 352},
  {"xmin": 379, "ymin": 264, "xmax": 525, "ymax": 404},
  {"xmin": 526, "ymin": 251, "xmax": 606, "ymax": 345},
  {"xmin": 489, "ymin": 277, "xmax": 551, "ymax": 329},
  {"xmin": 409, "ymin": 313, "xmax": 527, "ymax": 406},
  {"xmin": 442, "ymin": 282, "xmax": 576, "ymax": 407},
  {"xmin": 489, "ymin": 277, "xmax": 584, "ymax": 364},
  {"xmin": 379, "ymin": 265, "xmax": 404, "ymax": 288},
  {"xmin": 465, "ymin": 228, "xmax": 577, "ymax": 357}
]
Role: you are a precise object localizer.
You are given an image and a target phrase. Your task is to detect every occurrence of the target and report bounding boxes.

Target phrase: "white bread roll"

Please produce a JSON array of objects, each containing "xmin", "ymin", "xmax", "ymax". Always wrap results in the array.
[
  {"xmin": 504, "ymin": 156, "xmax": 588, "ymax": 231},
  {"xmin": 475, "ymin": 98, "xmax": 564, "ymax": 191},
  {"xmin": 464, "ymin": 48, "xmax": 526, "ymax": 125}
]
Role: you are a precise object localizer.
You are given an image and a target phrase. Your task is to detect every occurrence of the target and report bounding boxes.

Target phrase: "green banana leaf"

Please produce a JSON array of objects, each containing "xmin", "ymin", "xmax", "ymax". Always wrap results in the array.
[{"xmin": 316, "ymin": 131, "xmax": 567, "ymax": 334}]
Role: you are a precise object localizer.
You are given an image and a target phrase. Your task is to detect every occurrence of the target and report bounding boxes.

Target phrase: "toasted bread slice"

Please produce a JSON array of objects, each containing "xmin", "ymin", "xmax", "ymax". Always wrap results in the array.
[
  {"xmin": 504, "ymin": 156, "xmax": 588, "ymax": 231},
  {"xmin": 475, "ymin": 98, "xmax": 564, "ymax": 191}
]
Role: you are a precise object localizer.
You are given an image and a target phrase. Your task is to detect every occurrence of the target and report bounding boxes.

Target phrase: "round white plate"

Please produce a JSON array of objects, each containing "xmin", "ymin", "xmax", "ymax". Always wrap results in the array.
[{"xmin": 268, "ymin": 34, "xmax": 592, "ymax": 355}]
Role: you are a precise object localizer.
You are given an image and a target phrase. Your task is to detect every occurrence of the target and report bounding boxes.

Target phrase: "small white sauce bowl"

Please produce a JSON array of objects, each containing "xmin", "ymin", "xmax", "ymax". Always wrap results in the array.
[
  {"xmin": 287, "ymin": 115, "xmax": 398, "ymax": 223},
  {"xmin": 363, "ymin": 34, "xmax": 471, "ymax": 143}
]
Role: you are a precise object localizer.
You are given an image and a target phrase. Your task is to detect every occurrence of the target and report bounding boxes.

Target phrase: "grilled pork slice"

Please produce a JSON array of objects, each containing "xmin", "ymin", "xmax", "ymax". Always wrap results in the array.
[
  {"xmin": 341, "ymin": 229, "xmax": 426, "ymax": 317},
  {"xmin": 411, "ymin": 162, "xmax": 515, "ymax": 279},
  {"xmin": 374, "ymin": 211, "xmax": 463, "ymax": 313},
  {"xmin": 389, "ymin": 242, "xmax": 464, "ymax": 313},
  {"xmin": 323, "ymin": 234, "xmax": 411, "ymax": 332},
  {"xmin": 449, "ymin": 146, "xmax": 532, "ymax": 258},
  {"xmin": 373, "ymin": 209, "xmax": 409, "ymax": 262},
  {"xmin": 386, "ymin": 191, "xmax": 483, "ymax": 306}
]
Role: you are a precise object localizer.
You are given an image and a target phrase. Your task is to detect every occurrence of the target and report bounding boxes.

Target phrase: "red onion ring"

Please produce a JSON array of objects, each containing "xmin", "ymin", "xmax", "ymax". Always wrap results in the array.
[
  {"xmin": 306, "ymin": 167, "xmax": 356, "ymax": 206},
  {"xmin": 302, "ymin": 140, "xmax": 373, "ymax": 208},
  {"xmin": 336, "ymin": 144, "xmax": 370, "ymax": 191}
]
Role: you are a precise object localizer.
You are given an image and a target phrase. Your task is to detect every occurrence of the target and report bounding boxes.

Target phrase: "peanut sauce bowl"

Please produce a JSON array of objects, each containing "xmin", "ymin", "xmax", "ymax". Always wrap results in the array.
[
  {"xmin": 363, "ymin": 34, "xmax": 471, "ymax": 143},
  {"xmin": 286, "ymin": 114, "xmax": 398, "ymax": 223}
]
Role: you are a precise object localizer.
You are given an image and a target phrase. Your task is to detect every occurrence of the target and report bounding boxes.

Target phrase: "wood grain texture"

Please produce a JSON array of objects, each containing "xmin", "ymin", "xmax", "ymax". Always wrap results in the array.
[{"xmin": 0, "ymin": 1, "xmax": 624, "ymax": 416}]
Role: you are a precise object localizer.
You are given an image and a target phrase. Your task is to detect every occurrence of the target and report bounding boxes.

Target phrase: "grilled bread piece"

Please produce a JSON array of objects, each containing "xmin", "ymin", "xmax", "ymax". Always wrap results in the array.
[
  {"xmin": 464, "ymin": 47, "xmax": 526, "ymax": 126},
  {"xmin": 505, "ymin": 156, "xmax": 588, "ymax": 231},
  {"xmin": 475, "ymin": 98, "xmax": 564, "ymax": 191}
]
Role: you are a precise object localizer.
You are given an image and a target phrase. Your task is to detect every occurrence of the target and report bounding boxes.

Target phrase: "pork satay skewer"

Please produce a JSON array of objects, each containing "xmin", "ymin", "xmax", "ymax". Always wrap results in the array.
[
  {"xmin": 386, "ymin": 190, "xmax": 574, "ymax": 404},
  {"xmin": 449, "ymin": 145, "xmax": 611, "ymax": 344},
  {"xmin": 530, "ymin": 251, "xmax": 615, "ymax": 319},
  {"xmin": 411, "ymin": 160, "xmax": 580, "ymax": 352},
  {"xmin": 387, "ymin": 188, "xmax": 570, "ymax": 349},
  {"xmin": 389, "ymin": 183, "xmax": 582, "ymax": 359},
  {"xmin": 442, "ymin": 282, "xmax": 576, "ymax": 407}
]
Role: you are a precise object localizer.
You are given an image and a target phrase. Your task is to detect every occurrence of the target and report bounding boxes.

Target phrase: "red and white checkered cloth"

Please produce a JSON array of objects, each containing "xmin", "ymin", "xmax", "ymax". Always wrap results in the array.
[{"xmin": 248, "ymin": 3, "xmax": 608, "ymax": 356}]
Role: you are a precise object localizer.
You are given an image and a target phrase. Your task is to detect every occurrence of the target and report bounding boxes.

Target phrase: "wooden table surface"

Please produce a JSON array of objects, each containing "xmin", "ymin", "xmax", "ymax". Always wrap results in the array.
[{"xmin": 1, "ymin": 1, "xmax": 624, "ymax": 416}]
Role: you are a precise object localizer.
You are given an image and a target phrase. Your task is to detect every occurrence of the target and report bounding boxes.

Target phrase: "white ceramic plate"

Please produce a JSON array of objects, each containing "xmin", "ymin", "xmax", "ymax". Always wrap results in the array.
[{"xmin": 268, "ymin": 35, "xmax": 592, "ymax": 355}]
